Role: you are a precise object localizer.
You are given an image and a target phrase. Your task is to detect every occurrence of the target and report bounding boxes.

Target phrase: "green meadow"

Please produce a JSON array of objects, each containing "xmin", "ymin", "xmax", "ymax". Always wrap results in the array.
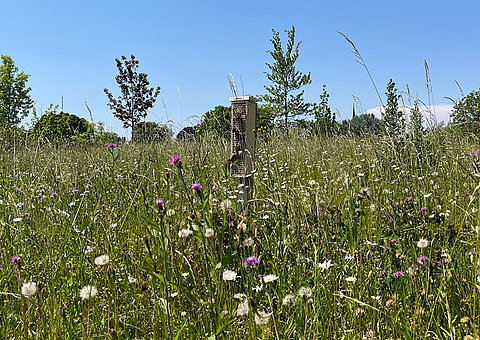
[{"xmin": 1, "ymin": 130, "xmax": 479, "ymax": 339}]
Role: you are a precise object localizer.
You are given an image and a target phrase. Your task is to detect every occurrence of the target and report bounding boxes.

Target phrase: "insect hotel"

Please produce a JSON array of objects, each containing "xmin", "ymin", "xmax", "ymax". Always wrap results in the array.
[{"xmin": 229, "ymin": 96, "xmax": 256, "ymax": 214}]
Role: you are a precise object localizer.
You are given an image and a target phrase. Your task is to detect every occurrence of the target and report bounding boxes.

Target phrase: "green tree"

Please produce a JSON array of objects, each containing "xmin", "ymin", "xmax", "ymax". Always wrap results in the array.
[
  {"xmin": 0, "ymin": 55, "xmax": 33, "ymax": 125},
  {"xmin": 197, "ymin": 103, "xmax": 276, "ymax": 140},
  {"xmin": 104, "ymin": 55, "xmax": 161, "ymax": 139},
  {"xmin": 338, "ymin": 113, "xmax": 382, "ymax": 136},
  {"xmin": 31, "ymin": 104, "xmax": 94, "ymax": 144},
  {"xmin": 93, "ymin": 121, "xmax": 125, "ymax": 145},
  {"xmin": 132, "ymin": 121, "xmax": 173, "ymax": 143},
  {"xmin": 451, "ymin": 88, "xmax": 480, "ymax": 133},
  {"xmin": 196, "ymin": 105, "xmax": 231, "ymax": 139},
  {"xmin": 383, "ymin": 79, "xmax": 405, "ymax": 137},
  {"xmin": 257, "ymin": 103, "xmax": 276, "ymax": 130},
  {"xmin": 310, "ymin": 85, "xmax": 336, "ymax": 135},
  {"xmin": 264, "ymin": 26, "xmax": 311, "ymax": 129}
]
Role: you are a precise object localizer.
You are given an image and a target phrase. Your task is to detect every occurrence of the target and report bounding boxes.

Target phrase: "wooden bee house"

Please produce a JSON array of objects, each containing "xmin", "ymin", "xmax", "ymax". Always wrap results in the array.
[{"xmin": 229, "ymin": 96, "xmax": 256, "ymax": 178}]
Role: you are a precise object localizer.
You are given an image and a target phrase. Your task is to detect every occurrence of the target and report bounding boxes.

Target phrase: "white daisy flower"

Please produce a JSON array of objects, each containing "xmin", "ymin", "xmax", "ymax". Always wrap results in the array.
[
  {"xmin": 263, "ymin": 274, "xmax": 279, "ymax": 283},
  {"xmin": 346, "ymin": 276, "xmax": 357, "ymax": 283},
  {"xmin": 318, "ymin": 260, "xmax": 333, "ymax": 271}
]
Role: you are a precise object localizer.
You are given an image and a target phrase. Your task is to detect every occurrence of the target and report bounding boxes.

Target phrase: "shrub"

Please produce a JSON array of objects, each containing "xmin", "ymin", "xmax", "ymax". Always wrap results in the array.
[{"xmin": 31, "ymin": 105, "xmax": 93, "ymax": 144}]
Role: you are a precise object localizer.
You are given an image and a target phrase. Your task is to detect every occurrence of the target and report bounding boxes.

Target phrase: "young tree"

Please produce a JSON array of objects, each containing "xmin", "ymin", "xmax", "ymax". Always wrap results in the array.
[
  {"xmin": 264, "ymin": 26, "xmax": 311, "ymax": 129},
  {"xmin": 0, "ymin": 55, "xmax": 34, "ymax": 125},
  {"xmin": 409, "ymin": 99, "xmax": 424, "ymax": 138},
  {"xmin": 383, "ymin": 79, "xmax": 405, "ymax": 137},
  {"xmin": 310, "ymin": 85, "xmax": 336, "ymax": 135},
  {"xmin": 104, "ymin": 55, "xmax": 160, "ymax": 139}
]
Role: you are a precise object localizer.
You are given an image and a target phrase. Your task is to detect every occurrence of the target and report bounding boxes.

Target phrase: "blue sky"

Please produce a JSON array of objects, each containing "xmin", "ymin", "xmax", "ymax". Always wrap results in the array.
[{"xmin": 1, "ymin": 0, "xmax": 478, "ymax": 136}]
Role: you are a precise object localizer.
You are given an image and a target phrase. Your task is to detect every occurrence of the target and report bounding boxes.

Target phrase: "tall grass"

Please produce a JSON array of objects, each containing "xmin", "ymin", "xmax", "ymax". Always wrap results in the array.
[{"xmin": 0, "ymin": 129, "xmax": 479, "ymax": 339}]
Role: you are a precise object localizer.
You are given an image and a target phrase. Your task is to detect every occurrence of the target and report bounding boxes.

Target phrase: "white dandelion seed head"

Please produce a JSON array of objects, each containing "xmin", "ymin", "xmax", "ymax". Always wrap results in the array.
[
  {"xmin": 298, "ymin": 287, "xmax": 313, "ymax": 298},
  {"xmin": 80, "ymin": 285, "xmax": 98, "ymax": 301},
  {"xmin": 166, "ymin": 209, "xmax": 176, "ymax": 217},
  {"xmin": 220, "ymin": 199, "xmax": 232, "ymax": 211},
  {"xmin": 128, "ymin": 276, "xmax": 137, "ymax": 284},
  {"xmin": 282, "ymin": 293, "xmax": 297, "ymax": 307},
  {"xmin": 236, "ymin": 299, "xmax": 250, "ymax": 316},
  {"xmin": 21, "ymin": 282, "xmax": 37, "ymax": 297},
  {"xmin": 417, "ymin": 239, "xmax": 429, "ymax": 249},
  {"xmin": 243, "ymin": 237, "xmax": 254, "ymax": 247},
  {"xmin": 94, "ymin": 254, "xmax": 110, "ymax": 266},
  {"xmin": 222, "ymin": 270, "xmax": 237, "ymax": 281},
  {"xmin": 254, "ymin": 310, "xmax": 271, "ymax": 326},
  {"xmin": 205, "ymin": 228, "xmax": 214, "ymax": 238},
  {"xmin": 178, "ymin": 228, "xmax": 193, "ymax": 238}
]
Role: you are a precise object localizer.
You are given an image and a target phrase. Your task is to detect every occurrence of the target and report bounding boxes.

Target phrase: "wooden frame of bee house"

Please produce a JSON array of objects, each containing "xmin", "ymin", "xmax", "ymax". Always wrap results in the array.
[{"xmin": 229, "ymin": 96, "xmax": 256, "ymax": 215}]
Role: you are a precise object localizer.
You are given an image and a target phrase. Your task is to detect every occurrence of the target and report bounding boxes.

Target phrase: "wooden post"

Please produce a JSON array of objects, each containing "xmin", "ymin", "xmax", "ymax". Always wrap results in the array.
[{"xmin": 229, "ymin": 96, "xmax": 256, "ymax": 215}]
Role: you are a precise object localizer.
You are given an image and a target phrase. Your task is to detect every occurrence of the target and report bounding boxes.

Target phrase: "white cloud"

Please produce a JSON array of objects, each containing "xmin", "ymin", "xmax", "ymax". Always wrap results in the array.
[{"xmin": 365, "ymin": 104, "xmax": 454, "ymax": 126}]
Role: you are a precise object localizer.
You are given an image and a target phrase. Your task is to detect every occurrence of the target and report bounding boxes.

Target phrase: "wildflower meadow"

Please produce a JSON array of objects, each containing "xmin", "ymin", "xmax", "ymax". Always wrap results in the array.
[{"xmin": 1, "ymin": 130, "xmax": 480, "ymax": 339}]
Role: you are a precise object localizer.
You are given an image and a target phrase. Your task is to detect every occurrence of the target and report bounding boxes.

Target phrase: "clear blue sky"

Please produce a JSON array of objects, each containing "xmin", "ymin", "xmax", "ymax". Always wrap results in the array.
[{"xmin": 1, "ymin": 0, "xmax": 478, "ymax": 136}]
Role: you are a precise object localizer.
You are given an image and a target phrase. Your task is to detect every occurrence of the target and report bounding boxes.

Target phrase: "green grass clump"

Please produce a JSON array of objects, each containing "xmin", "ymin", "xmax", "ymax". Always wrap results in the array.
[{"xmin": 0, "ymin": 130, "xmax": 479, "ymax": 339}]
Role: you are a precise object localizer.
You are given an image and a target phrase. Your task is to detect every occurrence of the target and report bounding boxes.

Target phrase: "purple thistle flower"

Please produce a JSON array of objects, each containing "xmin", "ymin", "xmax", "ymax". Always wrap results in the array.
[
  {"xmin": 155, "ymin": 199, "xmax": 164, "ymax": 208},
  {"xmin": 471, "ymin": 149, "xmax": 480, "ymax": 156},
  {"xmin": 417, "ymin": 256, "xmax": 428, "ymax": 264},
  {"xmin": 254, "ymin": 274, "xmax": 264, "ymax": 281},
  {"xmin": 108, "ymin": 143, "xmax": 117, "ymax": 147},
  {"xmin": 50, "ymin": 192, "xmax": 59, "ymax": 198},
  {"xmin": 392, "ymin": 271, "xmax": 404, "ymax": 278},
  {"xmin": 11, "ymin": 256, "xmax": 20, "ymax": 263},
  {"xmin": 86, "ymin": 184, "xmax": 93, "ymax": 189},
  {"xmin": 72, "ymin": 189, "xmax": 79, "ymax": 193},
  {"xmin": 169, "ymin": 156, "xmax": 181, "ymax": 167},
  {"xmin": 244, "ymin": 256, "xmax": 260, "ymax": 267},
  {"xmin": 192, "ymin": 183, "xmax": 201, "ymax": 193}
]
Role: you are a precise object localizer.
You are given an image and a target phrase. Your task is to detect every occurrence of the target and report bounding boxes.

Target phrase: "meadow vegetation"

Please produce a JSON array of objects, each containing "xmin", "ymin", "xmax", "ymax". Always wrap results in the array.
[{"xmin": 1, "ymin": 129, "xmax": 480, "ymax": 339}]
